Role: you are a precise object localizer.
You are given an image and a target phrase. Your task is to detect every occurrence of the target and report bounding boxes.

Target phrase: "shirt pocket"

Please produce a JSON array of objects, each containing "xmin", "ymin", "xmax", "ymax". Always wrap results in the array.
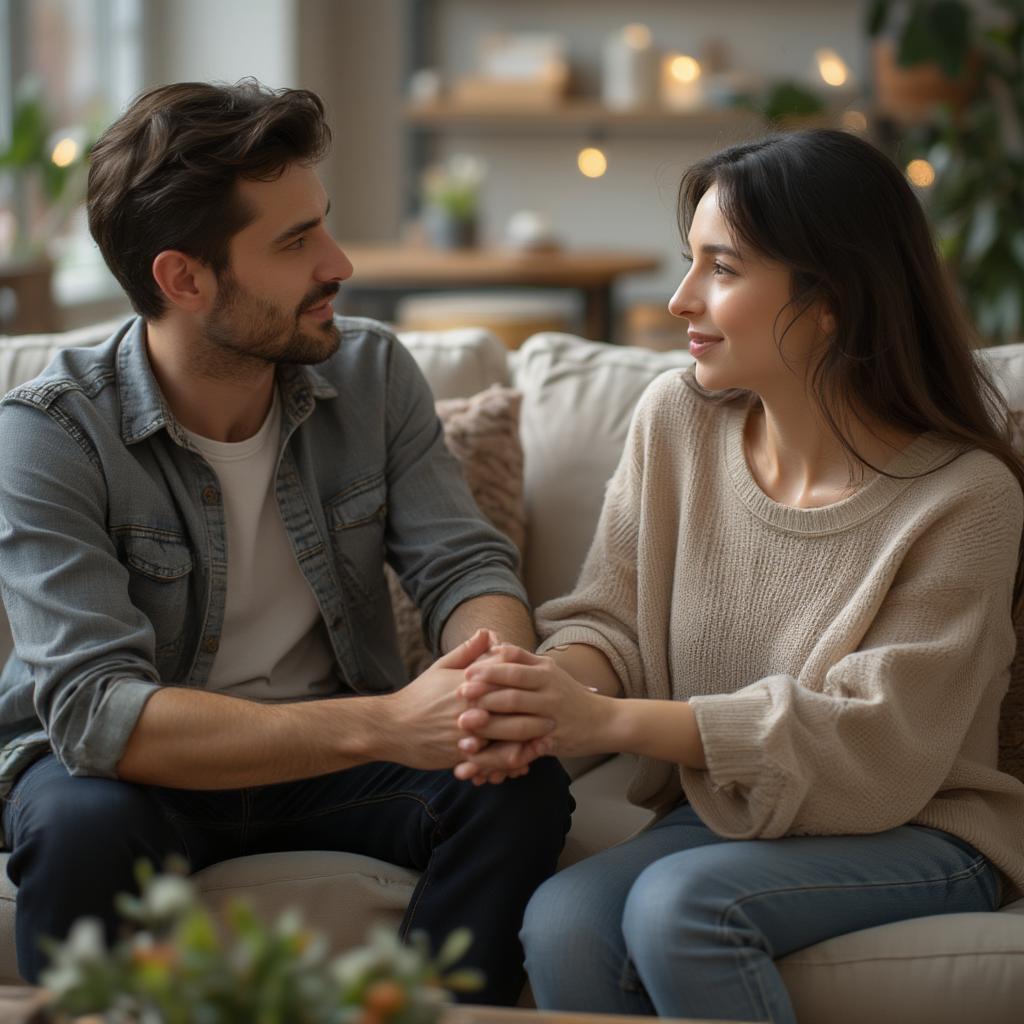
[
  {"xmin": 113, "ymin": 528, "xmax": 194, "ymax": 658},
  {"xmin": 323, "ymin": 473, "xmax": 387, "ymax": 606}
]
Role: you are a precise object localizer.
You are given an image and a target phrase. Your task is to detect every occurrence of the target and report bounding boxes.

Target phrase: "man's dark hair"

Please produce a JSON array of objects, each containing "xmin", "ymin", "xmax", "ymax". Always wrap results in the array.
[{"xmin": 87, "ymin": 79, "xmax": 331, "ymax": 320}]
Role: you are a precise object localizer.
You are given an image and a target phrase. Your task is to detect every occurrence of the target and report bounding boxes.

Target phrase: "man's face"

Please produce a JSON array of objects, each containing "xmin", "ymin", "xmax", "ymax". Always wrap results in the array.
[{"xmin": 202, "ymin": 163, "xmax": 353, "ymax": 366}]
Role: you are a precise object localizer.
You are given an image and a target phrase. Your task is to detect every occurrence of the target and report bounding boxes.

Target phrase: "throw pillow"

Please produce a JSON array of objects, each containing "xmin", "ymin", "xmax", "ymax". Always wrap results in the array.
[{"xmin": 386, "ymin": 385, "xmax": 526, "ymax": 680}]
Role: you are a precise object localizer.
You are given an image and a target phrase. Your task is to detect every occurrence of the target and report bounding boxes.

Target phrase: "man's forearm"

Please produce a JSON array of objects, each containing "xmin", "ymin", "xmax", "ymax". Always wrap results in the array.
[
  {"xmin": 440, "ymin": 593, "xmax": 535, "ymax": 652},
  {"xmin": 116, "ymin": 686, "xmax": 388, "ymax": 789}
]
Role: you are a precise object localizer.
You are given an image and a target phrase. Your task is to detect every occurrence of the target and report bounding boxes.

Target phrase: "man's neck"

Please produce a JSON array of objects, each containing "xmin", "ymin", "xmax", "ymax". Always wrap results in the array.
[{"xmin": 145, "ymin": 317, "xmax": 276, "ymax": 443}]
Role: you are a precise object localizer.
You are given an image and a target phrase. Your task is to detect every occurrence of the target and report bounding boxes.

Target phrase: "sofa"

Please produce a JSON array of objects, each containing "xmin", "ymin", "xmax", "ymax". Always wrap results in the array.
[{"xmin": 0, "ymin": 318, "xmax": 1023, "ymax": 1023}]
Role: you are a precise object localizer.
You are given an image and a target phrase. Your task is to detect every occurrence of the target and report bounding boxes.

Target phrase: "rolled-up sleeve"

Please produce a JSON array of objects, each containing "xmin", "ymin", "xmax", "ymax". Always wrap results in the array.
[
  {"xmin": 381, "ymin": 337, "xmax": 528, "ymax": 652},
  {"xmin": 0, "ymin": 401, "xmax": 160, "ymax": 777}
]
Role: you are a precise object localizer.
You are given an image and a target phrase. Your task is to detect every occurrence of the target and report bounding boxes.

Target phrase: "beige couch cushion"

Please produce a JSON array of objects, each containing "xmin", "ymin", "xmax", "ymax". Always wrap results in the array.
[{"xmin": 512, "ymin": 333, "xmax": 694, "ymax": 606}]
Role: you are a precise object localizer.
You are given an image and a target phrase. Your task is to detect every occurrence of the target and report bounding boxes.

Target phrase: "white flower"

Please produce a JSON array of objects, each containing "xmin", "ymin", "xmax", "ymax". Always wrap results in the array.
[
  {"xmin": 141, "ymin": 875, "xmax": 196, "ymax": 919},
  {"xmin": 65, "ymin": 917, "xmax": 106, "ymax": 962}
]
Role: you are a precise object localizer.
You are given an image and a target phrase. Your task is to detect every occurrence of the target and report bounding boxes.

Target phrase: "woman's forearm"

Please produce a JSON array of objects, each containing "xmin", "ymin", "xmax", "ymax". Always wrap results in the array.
[
  {"xmin": 602, "ymin": 697, "xmax": 707, "ymax": 769},
  {"xmin": 546, "ymin": 643, "xmax": 624, "ymax": 697}
]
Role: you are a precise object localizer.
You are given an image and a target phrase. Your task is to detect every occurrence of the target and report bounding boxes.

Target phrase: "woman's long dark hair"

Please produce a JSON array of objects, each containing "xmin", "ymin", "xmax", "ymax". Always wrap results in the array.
[{"xmin": 678, "ymin": 129, "xmax": 1024, "ymax": 610}]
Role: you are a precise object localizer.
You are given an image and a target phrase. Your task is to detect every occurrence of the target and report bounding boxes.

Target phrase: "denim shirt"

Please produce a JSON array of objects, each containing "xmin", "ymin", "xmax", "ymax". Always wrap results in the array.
[{"xmin": 0, "ymin": 315, "xmax": 527, "ymax": 819}]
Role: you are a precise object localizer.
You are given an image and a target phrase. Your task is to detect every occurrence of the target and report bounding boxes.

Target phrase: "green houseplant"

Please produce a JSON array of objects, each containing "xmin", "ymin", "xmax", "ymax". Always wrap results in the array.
[
  {"xmin": 867, "ymin": 0, "xmax": 1024, "ymax": 343},
  {"xmin": 0, "ymin": 78, "xmax": 94, "ymax": 261},
  {"xmin": 40, "ymin": 861, "xmax": 482, "ymax": 1024}
]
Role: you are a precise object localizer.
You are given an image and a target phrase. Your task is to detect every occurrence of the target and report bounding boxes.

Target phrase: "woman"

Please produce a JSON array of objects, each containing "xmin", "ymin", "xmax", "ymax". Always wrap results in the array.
[{"xmin": 452, "ymin": 129, "xmax": 1024, "ymax": 1024}]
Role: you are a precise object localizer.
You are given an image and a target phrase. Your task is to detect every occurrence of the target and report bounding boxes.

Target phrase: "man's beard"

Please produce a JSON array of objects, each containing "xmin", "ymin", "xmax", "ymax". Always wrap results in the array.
[{"xmin": 202, "ymin": 272, "xmax": 342, "ymax": 371}]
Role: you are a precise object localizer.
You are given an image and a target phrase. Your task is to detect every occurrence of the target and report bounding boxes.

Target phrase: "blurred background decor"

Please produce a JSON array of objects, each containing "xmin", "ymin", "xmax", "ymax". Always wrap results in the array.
[
  {"xmin": 0, "ymin": 79, "xmax": 96, "ymax": 333},
  {"xmin": 40, "ymin": 861, "xmax": 482, "ymax": 1024},
  {"xmin": 421, "ymin": 153, "xmax": 486, "ymax": 248},
  {"xmin": 868, "ymin": 0, "xmax": 1024, "ymax": 342}
]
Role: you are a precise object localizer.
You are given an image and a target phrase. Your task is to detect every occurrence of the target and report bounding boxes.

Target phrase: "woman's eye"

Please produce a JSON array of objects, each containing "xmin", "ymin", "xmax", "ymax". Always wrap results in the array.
[{"xmin": 712, "ymin": 261, "xmax": 734, "ymax": 276}]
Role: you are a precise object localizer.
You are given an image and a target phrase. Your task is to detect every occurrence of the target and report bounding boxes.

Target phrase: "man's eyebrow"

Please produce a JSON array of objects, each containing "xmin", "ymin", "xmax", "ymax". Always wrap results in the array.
[{"xmin": 271, "ymin": 200, "xmax": 331, "ymax": 246}]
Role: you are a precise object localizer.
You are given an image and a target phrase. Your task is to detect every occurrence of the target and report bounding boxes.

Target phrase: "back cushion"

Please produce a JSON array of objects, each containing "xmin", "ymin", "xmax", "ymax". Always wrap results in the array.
[{"xmin": 512, "ymin": 332, "xmax": 694, "ymax": 605}]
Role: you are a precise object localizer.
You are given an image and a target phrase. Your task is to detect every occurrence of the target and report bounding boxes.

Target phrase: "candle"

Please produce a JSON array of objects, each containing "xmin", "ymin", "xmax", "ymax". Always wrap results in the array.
[
  {"xmin": 662, "ymin": 53, "xmax": 704, "ymax": 111},
  {"xmin": 602, "ymin": 24, "xmax": 659, "ymax": 110}
]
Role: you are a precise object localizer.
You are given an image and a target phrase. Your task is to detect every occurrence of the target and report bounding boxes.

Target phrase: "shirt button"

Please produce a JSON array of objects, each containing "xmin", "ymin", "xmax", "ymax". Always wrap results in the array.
[
  {"xmin": 202, "ymin": 486, "xmax": 219, "ymax": 505},
  {"xmin": 203, "ymin": 637, "xmax": 219, "ymax": 654}
]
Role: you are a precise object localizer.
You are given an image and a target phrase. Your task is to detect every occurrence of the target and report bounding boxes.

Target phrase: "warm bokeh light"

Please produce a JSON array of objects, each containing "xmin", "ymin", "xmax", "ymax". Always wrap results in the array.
[
  {"xmin": 623, "ymin": 24, "xmax": 652, "ymax": 49},
  {"xmin": 50, "ymin": 137, "xmax": 79, "ymax": 168},
  {"xmin": 578, "ymin": 147, "xmax": 608, "ymax": 178},
  {"xmin": 668, "ymin": 55, "xmax": 702, "ymax": 83},
  {"xmin": 841, "ymin": 109, "xmax": 868, "ymax": 132},
  {"xmin": 815, "ymin": 48, "xmax": 849, "ymax": 87},
  {"xmin": 906, "ymin": 159, "xmax": 936, "ymax": 188}
]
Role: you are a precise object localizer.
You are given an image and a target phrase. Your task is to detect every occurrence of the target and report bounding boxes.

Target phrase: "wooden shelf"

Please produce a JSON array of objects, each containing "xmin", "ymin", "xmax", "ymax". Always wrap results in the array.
[{"xmin": 405, "ymin": 100, "xmax": 763, "ymax": 134}]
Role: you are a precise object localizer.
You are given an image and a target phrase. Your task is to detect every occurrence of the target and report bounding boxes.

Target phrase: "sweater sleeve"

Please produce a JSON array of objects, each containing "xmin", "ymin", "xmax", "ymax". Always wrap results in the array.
[{"xmin": 684, "ymin": 464, "xmax": 1023, "ymax": 839}]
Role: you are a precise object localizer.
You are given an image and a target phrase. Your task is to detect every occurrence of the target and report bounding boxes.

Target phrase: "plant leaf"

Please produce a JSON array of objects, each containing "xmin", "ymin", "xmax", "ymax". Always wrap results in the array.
[
  {"xmin": 866, "ymin": 0, "xmax": 891, "ymax": 37},
  {"xmin": 963, "ymin": 199, "xmax": 998, "ymax": 264},
  {"xmin": 926, "ymin": 1, "xmax": 972, "ymax": 76},
  {"xmin": 435, "ymin": 928, "xmax": 473, "ymax": 970}
]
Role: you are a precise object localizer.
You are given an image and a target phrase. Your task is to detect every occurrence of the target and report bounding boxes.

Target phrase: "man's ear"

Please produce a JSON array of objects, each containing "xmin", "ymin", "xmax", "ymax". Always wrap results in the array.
[{"xmin": 151, "ymin": 251, "xmax": 216, "ymax": 313}]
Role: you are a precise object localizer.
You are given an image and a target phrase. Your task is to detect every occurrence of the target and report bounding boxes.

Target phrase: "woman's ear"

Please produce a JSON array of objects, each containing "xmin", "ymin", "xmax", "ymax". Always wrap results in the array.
[
  {"xmin": 151, "ymin": 251, "xmax": 216, "ymax": 313},
  {"xmin": 817, "ymin": 305, "xmax": 837, "ymax": 339}
]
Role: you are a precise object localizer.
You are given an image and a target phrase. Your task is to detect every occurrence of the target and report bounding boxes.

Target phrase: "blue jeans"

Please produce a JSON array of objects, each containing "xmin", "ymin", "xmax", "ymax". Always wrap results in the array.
[
  {"xmin": 521, "ymin": 802, "xmax": 999, "ymax": 1023},
  {"xmin": 4, "ymin": 754, "xmax": 573, "ymax": 1003}
]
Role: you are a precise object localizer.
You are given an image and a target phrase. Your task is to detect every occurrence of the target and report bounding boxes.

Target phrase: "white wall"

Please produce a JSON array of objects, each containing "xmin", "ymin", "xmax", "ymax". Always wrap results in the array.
[{"xmin": 145, "ymin": 0, "xmax": 299, "ymax": 89}]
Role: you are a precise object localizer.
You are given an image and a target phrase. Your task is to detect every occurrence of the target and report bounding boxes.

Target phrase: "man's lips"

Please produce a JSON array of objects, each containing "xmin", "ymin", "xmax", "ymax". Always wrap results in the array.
[{"xmin": 301, "ymin": 299, "xmax": 334, "ymax": 319}]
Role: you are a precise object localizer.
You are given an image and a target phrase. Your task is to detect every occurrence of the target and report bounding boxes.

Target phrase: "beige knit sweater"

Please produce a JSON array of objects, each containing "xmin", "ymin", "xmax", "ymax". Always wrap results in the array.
[{"xmin": 537, "ymin": 368, "xmax": 1024, "ymax": 897}]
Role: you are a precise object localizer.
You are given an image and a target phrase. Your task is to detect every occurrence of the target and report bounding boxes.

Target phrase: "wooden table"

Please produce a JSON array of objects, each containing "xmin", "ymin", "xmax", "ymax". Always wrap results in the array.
[
  {"xmin": 0, "ymin": 989, "xmax": 753, "ymax": 1023},
  {"xmin": 339, "ymin": 245, "xmax": 661, "ymax": 342}
]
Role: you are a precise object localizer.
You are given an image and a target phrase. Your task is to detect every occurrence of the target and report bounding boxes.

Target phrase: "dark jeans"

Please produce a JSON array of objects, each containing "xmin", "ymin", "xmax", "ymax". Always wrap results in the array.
[{"xmin": 3, "ymin": 754, "xmax": 573, "ymax": 1003}]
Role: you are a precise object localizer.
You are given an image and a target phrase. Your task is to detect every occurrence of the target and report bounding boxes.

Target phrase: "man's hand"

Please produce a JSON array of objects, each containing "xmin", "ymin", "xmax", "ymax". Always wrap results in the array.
[{"xmin": 382, "ymin": 630, "xmax": 553, "ymax": 772}]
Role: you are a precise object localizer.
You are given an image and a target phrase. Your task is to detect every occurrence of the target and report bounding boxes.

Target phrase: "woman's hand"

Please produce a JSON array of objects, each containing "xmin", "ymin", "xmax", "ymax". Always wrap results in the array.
[{"xmin": 454, "ymin": 644, "xmax": 617, "ymax": 782}]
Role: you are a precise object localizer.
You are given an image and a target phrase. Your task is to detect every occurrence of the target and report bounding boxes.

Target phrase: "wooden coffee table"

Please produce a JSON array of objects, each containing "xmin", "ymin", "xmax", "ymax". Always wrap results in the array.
[{"xmin": 0, "ymin": 988, "xmax": 754, "ymax": 1023}]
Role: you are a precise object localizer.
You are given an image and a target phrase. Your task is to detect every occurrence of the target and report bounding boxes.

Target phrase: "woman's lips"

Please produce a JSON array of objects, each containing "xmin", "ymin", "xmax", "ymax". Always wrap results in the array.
[{"xmin": 688, "ymin": 332, "xmax": 723, "ymax": 357}]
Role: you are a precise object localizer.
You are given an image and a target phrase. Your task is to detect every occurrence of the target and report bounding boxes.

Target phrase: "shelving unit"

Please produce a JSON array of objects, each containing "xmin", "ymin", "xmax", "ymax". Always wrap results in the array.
[{"xmin": 405, "ymin": 100, "xmax": 763, "ymax": 135}]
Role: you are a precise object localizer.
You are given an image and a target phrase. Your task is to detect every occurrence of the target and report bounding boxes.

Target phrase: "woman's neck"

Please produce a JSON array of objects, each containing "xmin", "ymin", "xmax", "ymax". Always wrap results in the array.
[{"xmin": 744, "ymin": 393, "xmax": 916, "ymax": 509}]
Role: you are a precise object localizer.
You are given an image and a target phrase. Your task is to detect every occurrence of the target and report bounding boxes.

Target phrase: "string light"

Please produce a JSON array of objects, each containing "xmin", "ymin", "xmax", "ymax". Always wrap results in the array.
[
  {"xmin": 815, "ymin": 48, "xmax": 849, "ymax": 87},
  {"xmin": 578, "ymin": 147, "xmax": 608, "ymax": 178},
  {"xmin": 51, "ymin": 137, "xmax": 79, "ymax": 168},
  {"xmin": 906, "ymin": 159, "xmax": 936, "ymax": 188}
]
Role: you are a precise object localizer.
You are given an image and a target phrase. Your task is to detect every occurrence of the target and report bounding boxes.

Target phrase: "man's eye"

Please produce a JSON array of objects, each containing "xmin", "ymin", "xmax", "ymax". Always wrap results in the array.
[{"xmin": 286, "ymin": 237, "xmax": 306, "ymax": 251}]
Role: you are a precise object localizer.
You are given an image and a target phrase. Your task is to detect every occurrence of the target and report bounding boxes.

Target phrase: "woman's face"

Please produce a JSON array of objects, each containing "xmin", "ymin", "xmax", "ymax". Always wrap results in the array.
[{"xmin": 668, "ymin": 184, "xmax": 828, "ymax": 397}]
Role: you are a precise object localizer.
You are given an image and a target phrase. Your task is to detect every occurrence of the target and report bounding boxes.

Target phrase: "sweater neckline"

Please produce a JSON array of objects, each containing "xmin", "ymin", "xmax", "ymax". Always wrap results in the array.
[{"xmin": 722, "ymin": 402, "xmax": 957, "ymax": 535}]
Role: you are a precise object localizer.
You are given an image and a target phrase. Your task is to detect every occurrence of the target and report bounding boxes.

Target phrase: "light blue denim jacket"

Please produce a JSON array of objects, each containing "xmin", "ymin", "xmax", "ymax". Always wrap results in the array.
[{"xmin": 0, "ymin": 315, "xmax": 526, "ymax": 820}]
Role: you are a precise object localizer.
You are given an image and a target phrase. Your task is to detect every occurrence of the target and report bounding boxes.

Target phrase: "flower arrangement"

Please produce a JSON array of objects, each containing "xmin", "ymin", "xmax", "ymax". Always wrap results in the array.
[{"xmin": 40, "ymin": 860, "xmax": 482, "ymax": 1024}]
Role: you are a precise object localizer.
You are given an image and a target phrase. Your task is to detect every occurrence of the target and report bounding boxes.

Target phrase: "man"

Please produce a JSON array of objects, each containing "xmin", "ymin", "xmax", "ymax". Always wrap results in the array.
[{"xmin": 0, "ymin": 81, "xmax": 571, "ymax": 1001}]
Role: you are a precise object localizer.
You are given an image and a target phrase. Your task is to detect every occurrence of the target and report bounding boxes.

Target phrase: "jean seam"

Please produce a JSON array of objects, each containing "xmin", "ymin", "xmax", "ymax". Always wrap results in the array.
[
  {"xmin": 399, "ymin": 797, "xmax": 447, "ymax": 942},
  {"xmin": 723, "ymin": 852, "xmax": 992, "ymax": 918},
  {"xmin": 715, "ymin": 852, "xmax": 993, "ymax": 1020},
  {"xmin": 245, "ymin": 790, "xmax": 442, "ymax": 831}
]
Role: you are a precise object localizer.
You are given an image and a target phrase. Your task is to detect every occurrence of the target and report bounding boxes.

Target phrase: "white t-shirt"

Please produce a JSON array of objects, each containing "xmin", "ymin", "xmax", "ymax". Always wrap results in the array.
[{"xmin": 182, "ymin": 389, "xmax": 336, "ymax": 701}]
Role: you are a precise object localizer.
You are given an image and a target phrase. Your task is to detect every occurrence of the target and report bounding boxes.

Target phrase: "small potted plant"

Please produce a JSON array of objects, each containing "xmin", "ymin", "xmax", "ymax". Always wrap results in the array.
[
  {"xmin": 866, "ymin": 0, "xmax": 977, "ymax": 121},
  {"xmin": 420, "ymin": 154, "xmax": 486, "ymax": 249},
  {"xmin": 39, "ymin": 860, "xmax": 483, "ymax": 1023}
]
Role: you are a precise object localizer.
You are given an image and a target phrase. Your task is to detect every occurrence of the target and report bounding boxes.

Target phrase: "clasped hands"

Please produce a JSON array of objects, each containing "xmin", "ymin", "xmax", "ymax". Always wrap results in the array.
[{"xmin": 451, "ymin": 632, "xmax": 610, "ymax": 786}]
